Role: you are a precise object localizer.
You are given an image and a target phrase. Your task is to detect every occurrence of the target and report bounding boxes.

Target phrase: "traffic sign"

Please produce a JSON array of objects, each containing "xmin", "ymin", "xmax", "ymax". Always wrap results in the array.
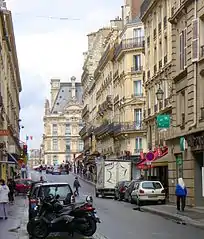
[{"xmin": 146, "ymin": 151, "xmax": 154, "ymax": 161}]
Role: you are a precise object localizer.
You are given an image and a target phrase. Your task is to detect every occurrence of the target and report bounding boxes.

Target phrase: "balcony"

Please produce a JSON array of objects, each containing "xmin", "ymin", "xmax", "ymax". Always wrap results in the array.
[
  {"xmin": 79, "ymin": 126, "xmax": 87, "ymax": 137},
  {"xmin": 114, "ymin": 121, "xmax": 146, "ymax": 134},
  {"xmin": 82, "ymin": 104, "xmax": 89, "ymax": 118},
  {"xmin": 131, "ymin": 65, "xmax": 143, "ymax": 73},
  {"xmin": 94, "ymin": 122, "xmax": 115, "ymax": 138},
  {"xmin": 114, "ymin": 37, "xmax": 144, "ymax": 58},
  {"xmin": 201, "ymin": 45, "xmax": 204, "ymax": 58}
]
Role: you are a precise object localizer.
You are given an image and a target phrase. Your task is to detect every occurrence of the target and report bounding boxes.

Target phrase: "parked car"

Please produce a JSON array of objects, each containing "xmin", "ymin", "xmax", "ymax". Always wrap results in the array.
[
  {"xmin": 28, "ymin": 182, "xmax": 75, "ymax": 220},
  {"xmin": 15, "ymin": 179, "xmax": 32, "ymax": 195},
  {"xmin": 124, "ymin": 180, "xmax": 140, "ymax": 203},
  {"xmin": 52, "ymin": 165, "xmax": 61, "ymax": 175},
  {"xmin": 46, "ymin": 166, "xmax": 53, "ymax": 174},
  {"xmin": 114, "ymin": 181, "xmax": 130, "ymax": 200},
  {"xmin": 131, "ymin": 180, "xmax": 166, "ymax": 205}
]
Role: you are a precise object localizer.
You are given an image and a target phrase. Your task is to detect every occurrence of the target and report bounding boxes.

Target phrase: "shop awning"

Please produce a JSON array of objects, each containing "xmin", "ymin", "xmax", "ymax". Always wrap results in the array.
[
  {"xmin": 7, "ymin": 153, "xmax": 19, "ymax": 164},
  {"xmin": 151, "ymin": 153, "xmax": 169, "ymax": 167},
  {"xmin": 136, "ymin": 152, "xmax": 169, "ymax": 169}
]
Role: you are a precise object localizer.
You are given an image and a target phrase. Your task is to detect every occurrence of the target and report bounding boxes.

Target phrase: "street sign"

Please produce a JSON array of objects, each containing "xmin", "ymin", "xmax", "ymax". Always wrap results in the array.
[
  {"xmin": 146, "ymin": 151, "xmax": 154, "ymax": 161},
  {"xmin": 156, "ymin": 114, "xmax": 170, "ymax": 128},
  {"xmin": 180, "ymin": 137, "xmax": 186, "ymax": 151}
]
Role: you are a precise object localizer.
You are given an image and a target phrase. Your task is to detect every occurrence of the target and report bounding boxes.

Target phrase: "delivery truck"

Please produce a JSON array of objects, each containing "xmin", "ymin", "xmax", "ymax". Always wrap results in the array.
[{"xmin": 95, "ymin": 159, "xmax": 131, "ymax": 198}]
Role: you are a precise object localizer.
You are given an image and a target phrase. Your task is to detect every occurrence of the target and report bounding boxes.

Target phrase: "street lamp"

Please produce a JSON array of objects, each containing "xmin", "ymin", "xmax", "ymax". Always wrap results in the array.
[{"xmin": 156, "ymin": 85, "xmax": 164, "ymax": 101}]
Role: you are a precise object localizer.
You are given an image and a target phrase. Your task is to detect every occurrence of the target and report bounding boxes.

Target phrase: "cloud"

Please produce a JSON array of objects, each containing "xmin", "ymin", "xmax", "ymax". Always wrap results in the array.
[{"xmin": 6, "ymin": 0, "xmax": 123, "ymax": 149}]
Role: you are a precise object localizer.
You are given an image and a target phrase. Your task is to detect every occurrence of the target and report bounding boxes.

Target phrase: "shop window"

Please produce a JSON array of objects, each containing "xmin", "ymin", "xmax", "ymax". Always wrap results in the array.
[{"xmin": 175, "ymin": 154, "xmax": 183, "ymax": 179}]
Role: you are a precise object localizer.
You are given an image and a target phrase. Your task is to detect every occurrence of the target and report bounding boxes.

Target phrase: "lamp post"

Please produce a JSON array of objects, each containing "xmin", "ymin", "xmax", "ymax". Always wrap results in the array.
[{"xmin": 156, "ymin": 84, "xmax": 164, "ymax": 101}]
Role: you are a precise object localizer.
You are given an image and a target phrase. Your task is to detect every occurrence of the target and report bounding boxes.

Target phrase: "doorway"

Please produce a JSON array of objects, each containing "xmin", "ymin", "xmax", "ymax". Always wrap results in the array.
[{"xmin": 194, "ymin": 152, "xmax": 204, "ymax": 206}]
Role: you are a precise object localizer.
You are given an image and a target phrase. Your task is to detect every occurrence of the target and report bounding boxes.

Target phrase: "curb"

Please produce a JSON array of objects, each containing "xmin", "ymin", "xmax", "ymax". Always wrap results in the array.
[
  {"xmin": 142, "ymin": 207, "xmax": 204, "ymax": 230},
  {"xmin": 72, "ymin": 173, "xmax": 96, "ymax": 186}
]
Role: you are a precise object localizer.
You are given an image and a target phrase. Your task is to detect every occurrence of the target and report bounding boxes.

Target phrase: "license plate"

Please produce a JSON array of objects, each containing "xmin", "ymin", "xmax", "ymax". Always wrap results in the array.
[{"xmin": 148, "ymin": 195, "xmax": 157, "ymax": 198}]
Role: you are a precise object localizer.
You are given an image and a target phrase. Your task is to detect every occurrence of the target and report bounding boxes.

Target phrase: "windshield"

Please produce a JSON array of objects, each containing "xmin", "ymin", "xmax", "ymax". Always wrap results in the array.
[
  {"xmin": 142, "ymin": 182, "xmax": 162, "ymax": 189},
  {"xmin": 39, "ymin": 185, "xmax": 72, "ymax": 199}
]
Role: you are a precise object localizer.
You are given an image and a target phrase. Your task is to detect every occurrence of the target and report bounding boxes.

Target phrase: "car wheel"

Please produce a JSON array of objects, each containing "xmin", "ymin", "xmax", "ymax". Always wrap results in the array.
[
  {"xmin": 118, "ymin": 193, "xmax": 122, "ymax": 201},
  {"xmin": 128, "ymin": 195, "xmax": 134, "ymax": 204}
]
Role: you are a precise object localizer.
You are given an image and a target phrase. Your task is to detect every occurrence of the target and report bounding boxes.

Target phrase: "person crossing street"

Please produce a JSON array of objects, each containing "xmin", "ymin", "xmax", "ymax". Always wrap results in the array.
[{"xmin": 73, "ymin": 177, "xmax": 81, "ymax": 196}]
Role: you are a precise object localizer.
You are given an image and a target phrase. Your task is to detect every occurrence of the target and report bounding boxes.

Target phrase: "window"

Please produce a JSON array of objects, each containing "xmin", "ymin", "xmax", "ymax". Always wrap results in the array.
[
  {"xmin": 39, "ymin": 185, "xmax": 71, "ymax": 200},
  {"xmin": 65, "ymin": 123, "xmax": 71, "ymax": 135},
  {"xmin": 133, "ymin": 80, "xmax": 142, "ymax": 96},
  {"xmin": 180, "ymin": 91, "xmax": 185, "ymax": 127},
  {"xmin": 52, "ymin": 124, "xmax": 57, "ymax": 136},
  {"xmin": 78, "ymin": 140, "xmax": 84, "ymax": 152},
  {"xmin": 53, "ymin": 155, "xmax": 58, "ymax": 165},
  {"xmin": 134, "ymin": 109, "xmax": 142, "ymax": 125},
  {"xmin": 79, "ymin": 122, "xmax": 83, "ymax": 131},
  {"xmin": 192, "ymin": 19, "xmax": 199, "ymax": 61},
  {"xmin": 133, "ymin": 55, "xmax": 141, "ymax": 71},
  {"xmin": 180, "ymin": 28, "xmax": 187, "ymax": 69},
  {"xmin": 135, "ymin": 137, "xmax": 142, "ymax": 152},
  {"xmin": 65, "ymin": 139, "xmax": 71, "ymax": 152},
  {"xmin": 142, "ymin": 182, "xmax": 162, "ymax": 189},
  {"xmin": 66, "ymin": 154, "xmax": 71, "ymax": 163},
  {"xmin": 52, "ymin": 139, "xmax": 58, "ymax": 151}
]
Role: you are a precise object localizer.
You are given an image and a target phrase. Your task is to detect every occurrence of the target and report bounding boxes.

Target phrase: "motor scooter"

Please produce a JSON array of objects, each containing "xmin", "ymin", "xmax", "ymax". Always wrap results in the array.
[{"xmin": 27, "ymin": 195, "xmax": 100, "ymax": 238}]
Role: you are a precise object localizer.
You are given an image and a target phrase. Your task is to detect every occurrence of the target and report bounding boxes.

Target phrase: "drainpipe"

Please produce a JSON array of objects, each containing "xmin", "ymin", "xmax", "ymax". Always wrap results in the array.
[{"xmin": 189, "ymin": 0, "xmax": 197, "ymax": 130}]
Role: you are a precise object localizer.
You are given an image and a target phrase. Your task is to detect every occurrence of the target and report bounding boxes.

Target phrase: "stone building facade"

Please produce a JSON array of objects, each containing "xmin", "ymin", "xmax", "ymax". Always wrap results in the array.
[
  {"xmin": 43, "ymin": 77, "xmax": 83, "ymax": 165},
  {"xmin": 167, "ymin": 0, "xmax": 204, "ymax": 207},
  {"xmin": 0, "ymin": 6, "xmax": 22, "ymax": 180}
]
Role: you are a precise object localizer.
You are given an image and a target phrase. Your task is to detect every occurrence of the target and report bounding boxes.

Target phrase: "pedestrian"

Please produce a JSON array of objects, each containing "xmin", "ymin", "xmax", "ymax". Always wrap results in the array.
[
  {"xmin": 8, "ymin": 178, "xmax": 16, "ymax": 204},
  {"xmin": 0, "ymin": 179, "xmax": 10, "ymax": 219},
  {"xmin": 73, "ymin": 177, "xmax": 81, "ymax": 196},
  {"xmin": 175, "ymin": 178, "xmax": 187, "ymax": 212},
  {"xmin": 40, "ymin": 176, "xmax": 44, "ymax": 182},
  {"xmin": 21, "ymin": 163, "xmax": 26, "ymax": 179}
]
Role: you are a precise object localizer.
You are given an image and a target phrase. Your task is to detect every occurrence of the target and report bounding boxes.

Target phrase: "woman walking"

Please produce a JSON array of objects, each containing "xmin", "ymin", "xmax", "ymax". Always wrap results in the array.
[
  {"xmin": 0, "ymin": 179, "xmax": 10, "ymax": 219},
  {"xmin": 175, "ymin": 178, "xmax": 187, "ymax": 212}
]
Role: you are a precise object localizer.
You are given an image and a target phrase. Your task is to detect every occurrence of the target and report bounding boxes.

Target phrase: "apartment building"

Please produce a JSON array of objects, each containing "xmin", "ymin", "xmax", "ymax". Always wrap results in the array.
[
  {"xmin": 43, "ymin": 77, "xmax": 83, "ymax": 165},
  {"xmin": 138, "ymin": 0, "xmax": 172, "ymax": 184},
  {"xmin": 166, "ymin": 0, "xmax": 204, "ymax": 207},
  {"xmin": 0, "ymin": 5, "xmax": 22, "ymax": 180},
  {"xmin": 28, "ymin": 149, "xmax": 42, "ymax": 168},
  {"xmin": 80, "ymin": 27, "xmax": 113, "ymax": 156}
]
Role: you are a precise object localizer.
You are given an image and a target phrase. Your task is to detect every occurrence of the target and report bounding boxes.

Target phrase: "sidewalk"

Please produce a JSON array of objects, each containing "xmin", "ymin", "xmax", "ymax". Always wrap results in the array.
[
  {"xmin": 0, "ymin": 196, "xmax": 27, "ymax": 239},
  {"xmin": 142, "ymin": 204, "xmax": 204, "ymax": 229}
]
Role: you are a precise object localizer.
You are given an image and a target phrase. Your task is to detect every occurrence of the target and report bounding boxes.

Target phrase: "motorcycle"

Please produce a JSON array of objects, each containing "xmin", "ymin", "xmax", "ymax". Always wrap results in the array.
[{"xmin": 27, "ymin": 195, "xmax": 100, "ymax": 238}]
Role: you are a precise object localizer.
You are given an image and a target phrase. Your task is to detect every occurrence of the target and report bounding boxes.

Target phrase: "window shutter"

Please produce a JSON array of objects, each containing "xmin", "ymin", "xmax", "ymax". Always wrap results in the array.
[
  {"xmin": 192, "ymin": 18, "xmax": 199, "ymax": 62},
  {"xmin": 180, "ymin": 32, "xmax": 184, "ymax": 70}
]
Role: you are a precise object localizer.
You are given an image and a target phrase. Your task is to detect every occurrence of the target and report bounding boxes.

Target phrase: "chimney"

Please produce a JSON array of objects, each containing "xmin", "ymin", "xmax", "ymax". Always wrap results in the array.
[
  {"xmin": 71, "ymin": 76, "xmax": 76, "ymax": 98},
  {"xmin": 131, "ymin": 0, "xmax": 142, "ymax": 19}
]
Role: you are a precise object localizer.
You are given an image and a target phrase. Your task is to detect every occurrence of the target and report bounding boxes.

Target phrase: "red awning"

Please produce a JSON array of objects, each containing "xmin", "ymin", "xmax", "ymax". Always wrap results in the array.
[{"xmin": 136, "ymin": 147, "xmax": 168, "ymax": 169}]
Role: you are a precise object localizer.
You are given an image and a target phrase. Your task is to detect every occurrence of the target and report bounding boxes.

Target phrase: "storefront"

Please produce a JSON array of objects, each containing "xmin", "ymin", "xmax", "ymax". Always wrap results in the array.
[{"xmin": 186, "ymin": 133, "xmax": 204, "ymax": 206}]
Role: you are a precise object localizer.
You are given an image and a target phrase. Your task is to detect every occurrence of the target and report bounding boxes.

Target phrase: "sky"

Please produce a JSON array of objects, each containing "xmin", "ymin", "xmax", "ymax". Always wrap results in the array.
[{"xmin": 6, "ymin": 0, "xmax": 123, "ymax": 149}]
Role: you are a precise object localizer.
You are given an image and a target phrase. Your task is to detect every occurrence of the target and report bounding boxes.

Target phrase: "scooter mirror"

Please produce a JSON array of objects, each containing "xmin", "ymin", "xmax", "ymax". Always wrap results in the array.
[{"xmin": 86, "ymin": 195, "xmax": 93, "ymax": 203}]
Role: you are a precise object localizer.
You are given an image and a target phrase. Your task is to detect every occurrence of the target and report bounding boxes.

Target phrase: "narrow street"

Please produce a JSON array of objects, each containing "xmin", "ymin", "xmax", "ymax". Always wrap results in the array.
[{"xmin": 30, "ymin": 171, "xmax": 204, "ymax": 239}]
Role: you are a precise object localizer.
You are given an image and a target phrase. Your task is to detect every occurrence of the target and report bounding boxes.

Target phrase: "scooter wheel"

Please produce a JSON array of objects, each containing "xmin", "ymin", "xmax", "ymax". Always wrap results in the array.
[
  {"xmin": 80, "ymin": 217, "xmax": 97, "ymax": 237},
  {"xmin": 31, "ymin": 220, "xmax": 48, "ymax": 239}
]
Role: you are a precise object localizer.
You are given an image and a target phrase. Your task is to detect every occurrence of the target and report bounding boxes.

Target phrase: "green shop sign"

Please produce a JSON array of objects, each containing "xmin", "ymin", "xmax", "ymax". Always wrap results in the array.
[{"xmin": 156, "ymin": 114, "xmax": 170, "ymax": 129}]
